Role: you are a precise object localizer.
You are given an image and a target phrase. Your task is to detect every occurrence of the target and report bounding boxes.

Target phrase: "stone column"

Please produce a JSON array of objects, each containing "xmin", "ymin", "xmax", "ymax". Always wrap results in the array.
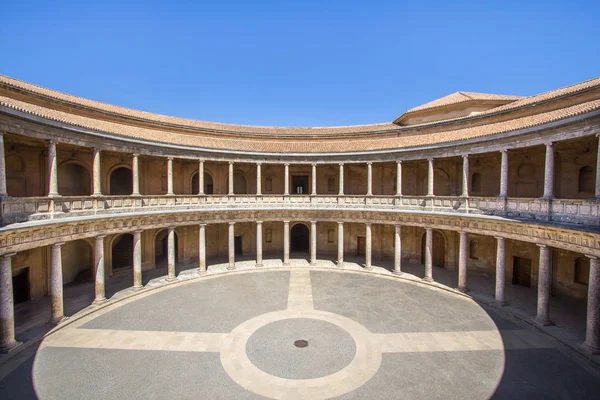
[
  {"xmin": 93, "ymin": 236, "xmax": 106, "ymax": 304},
  {"xmin": 47, "ymin": 140, "xmax": 59, "ymax": 197},
  {"xmin": 595, "ymin": 135, "xmax": 600, "ymax": 198},
  {"xmin": 132, "ymin": 153, "xmax": 140, "ymax": 196},
  {"xmin": 0, "ymin": 133, "xmax": 7, "ymax": 197},
  {"xmin": 337, "ymin": 222, "xmax": 344, "ymax": 266},
  {"xmin": 427, "ymin": 158, "xmax": 434, "ymax": 196},
  {"xmin": 542, "ymin": 143, "xmax": 555, "ymax": 199},
  {"xmin": 256, "ymin": 163, "xmax": 262, "ymax": 196},
  {"xmin": 310, "ymin": 221, "xmax": 317, "ymax": 265},
  {"xmin": 462, "ymin": 155, "xmax": 469, "ymax": 197},
  {"xmin": 495, "ymin": 237, "xmax": 506, "ymax": 305},
  {"xmin": 499, "ymin": 150, "xmax": 508, "ymax": 198},
  {"xmin": 311, "ymin": 163, "xmax": 317, "ymax": 196},
  {"xmin": 92, "ymin": 148, "xmax": 102, "ymax": 196},
  {"xmin": 198, "ymin": 224, "xmax": 206, "ymax": 273},
  {"xmin": 167, "ymin": 157, "xmax": 174, "ymax": 195},
  {"xmin": 338, "ymin": 163, "xmax": 344, "ymax": 195},
  {"xmin": 228, "ymin": 161, "xmax": 234, "ymax": 195},
  {"xmin": 367, "ymin": 162, "xmax": 373, "ymax": 196},
  {"xmin": 133, "ymin": 230, "xmax": 143, "ymax": 290},
  {"xmin": 256, "ymin": 221, "xmax": 263, "ymax": 267},
  {"xmin": 283, "ymin": 221, "xmax": 290, "ymax": 266},
  {"xmin": 167, "ymin": 227, "xmax": 176, "ymax": 281},
  {"xmin": 423, "ymin": 228, "xmax": 434, "ymax": 282},
  {"xmin": 583, "ymin": 256, "xmax": 600, "ymax": 354},
  {"xmin": 365, "ymin": 223, "xmax": 372, "ymax": 270},
  {"xmin": 458, "ymin": 231, "xmax": 468, "ymax": 292},
  {"xmin": 198, "ymin": 160, "xmax": 205, "ymax": 195},
  {"xmin": 396, "ymin": 161, "xmax": 402, "ymax": 196},
  {"xmin": 49, "ymin": 242, "xmax": 65, "ymax": 324},
  {"xmin": 284, "ymin": 164, "xmax": 290, "ymax": 195},
  {"xmin": 535, "ymin": 244, "xmax": 553, "ymax": 325},
  {"xmin": 0, "ymin": 253, "xmax": 19, "ymax": 352},
  {"xmin": 394, "ymin": 225, "xmax": 402, "ymax": 274},
  {"xmin": 228, "ymin": 222, "xmax": 235, "ymax": 270}
]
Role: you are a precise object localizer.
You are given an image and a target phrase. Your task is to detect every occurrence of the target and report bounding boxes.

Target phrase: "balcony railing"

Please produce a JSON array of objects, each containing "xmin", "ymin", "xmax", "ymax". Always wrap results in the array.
[{"xmin": 1, "ymin": 195, "xmax": 598, "ymax": 226}]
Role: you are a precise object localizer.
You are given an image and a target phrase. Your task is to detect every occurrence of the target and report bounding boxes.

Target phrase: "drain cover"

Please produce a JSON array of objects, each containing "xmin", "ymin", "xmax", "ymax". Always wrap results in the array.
[{"xmin": 294, "ymin": 339, "xmax": 308, "ymax": 348}]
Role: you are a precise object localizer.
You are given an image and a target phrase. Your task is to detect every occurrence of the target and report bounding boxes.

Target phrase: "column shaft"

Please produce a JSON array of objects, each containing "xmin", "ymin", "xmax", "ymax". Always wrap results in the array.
[
  {"xmin": 0, "ymin": 133, "xmax": 6, "ymax": 197},
  {"xmin": 542, "ymin": 143, "xmax": 555, "ymax": 199},
  {"xmin": 595, "ymin": 136, "xmax": 600, "ymax": 198},
  {"xmin": 337, "ymin": 222, "xmax": 344, "ymax": 266},
  {"xmin": 256, "ymin": 163, "xmax": 262, "ymax": 195},
  {"xmin": 256, "ymin": 222, "xmax": 263, "ymax": 267},
  {"xmin": 167, "ymin": 158, "xmax": 174, "ymax": 195},
  {"xmin": 394, "ymin": 225, "xmax": 402, "ymax": 274},
  {"xmin": 584, "ymin": 256, "xmax": 600, "ymax": 353},
  {"xmin": 535, "ymin": 244, "xmax": 553, "ymax": 325},
  {"xmin": 283, "ymin": 221, "xmax": 290, "ymax": 265},
  {"xmin": 48, "ymin": 140, "xmax": 59, "ymax": 196},
  {"xmin": 499, "ymin": 150, "xmax": 508, "ymax": 197},
  {"xmin": 167, "ymin": 227, "xmax": 176, "ymax": 280},
  {"xmin": 338, "ymin": 164, "xmax": 344, "ymax": 195},
  {"xmin": 458, "ymin": 231, "xmax": 468, "ymax": 292},
  {"xmin": 423, "ymin": 228, "xmax": 434, "ymax": 281},
  {"xmin": 427, "ymin": 159, "xmax": 434, "ymax": 196},
  {"xmin": 198, "ymin": 160, "xmax": 205, "ymax": 195},
  {"xmin": 228, "ymin": 222, "xmax": 235, "ymax": 270},
  {"xmin": 0, "ymin": 253, "xmax": 19, "ymax": 351},
  {"xmin": 92, "ymin": 148, "xmax": 102, "ymax": 196},
  {"xmin": 365, "ymin": 223, "xmax": 372, "ymax": 270},
  {"xmin": 495, "ymin": 237, "xmax": 506, "ymax": 304},
  {"xmin": 93, "ymin": 236, "xmax": 106, "ymax": 303},
  {"xmin": 198, "ymin": 224, "xmax": 207, "ymax": 272},
  {"xmin": 462, "ymin": 155, "xmax": 469, "ymax": 197},
  {"xmin": 367, "ymin": 163, "xmax": 373, "ymax": 196},
  {"xmin": 132, "ymin": 154, "xmax": 140, "ymax": 196},
  {"xmin": 310, "ymin": 221, "xmax": 317, "ymax": 265},
  {"xmin": 49, "ymin": 243, "xmax": 65, "ymax": 324},
  {"xmin": 396, "ymin": 161, "xmax": 402, "ymax": 196},
  {"xmin": 228, "ymin": 162, "xmax": 234, "ymax": 195},
  {"xmin": 133, "ymin": 230, "xmax": 143, "ymax": 289},
  {"xmin": 311, "ymin": 164, "xmax": 317, "ymax": 195},
  {"xmin": 284, "ymin": 164, "xmax": 290, "ymax": 195}
]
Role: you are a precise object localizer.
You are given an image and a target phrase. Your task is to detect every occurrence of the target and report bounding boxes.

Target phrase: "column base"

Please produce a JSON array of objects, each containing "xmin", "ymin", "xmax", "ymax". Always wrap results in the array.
[
  {"xmin": 0, "ymin": 340, "xmax": 22, "ymax": 354},
  {"xmin": 533, "ymin": 316, "xmax": 554, "ymax": 327},
  {"xmin": 457, "ymin": 286, "xmax": 468, "ymax": 293},
  {"xmin": 227, "ymin": 265, "xmax": 236, "ymax": 270},
  {"xmin": 580, "ymin": 341, "xmax": 600, "ymax": 355},
  {"xmin": 540, "ymin": 195, "xmax": 554, "ymax": 201},
  {"xmin": 92, "ymin": 297, "xmax": 107, "ymax": 305},
  {"xmin": 282, "ymin": 262, "xmax": 290, "ymax": 267},
  {"xmin": 337, "ymin": 261, "xmax": 344, "ymax": 267},
  {"xmin": 493, "ymin": 299, "xmax": 507, "ymax": 307},
  {"xmin": 364, "ymin": 266, "xmax": 373, "ymax": 271},
  {"xmin": 132, "ymin": 285, "xmax": 144, "ymax": 292},
  {"xmin": 166, "ymin": 276, "xmax": 178, "ymax": 282},
  {"xmin": 256, "ymin": 263, "xmax": 263, "ymax": 268},
  {"xmin": 393, "ymin": 270, "xmax": 403, "ymax": 276},
  {"xmin": 48, "ymin": 316, "xmax": 68, "ymax": 326},
  {"xmin": 197, "ymin": 269, "xmax": 207, "ymax": 275},
  {"xmin": 422, "ymin": 276, "xmax": 434, "ymax": 283},
  {"xmin": 310, "ymin": 261, "xmax": 317, "ymax": 266}
]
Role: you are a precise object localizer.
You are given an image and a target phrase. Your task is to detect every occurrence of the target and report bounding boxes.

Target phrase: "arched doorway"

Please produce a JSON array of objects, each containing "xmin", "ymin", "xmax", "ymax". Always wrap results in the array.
[
  {"xmin": 291, "ymin": 223, "xmax": 309, "ymax": 253},
  {"xmin": 192, "ymin": 172, "xmax": 214, "ymax": 194},
  {"xmin": 110, "ymin": 167, "xmax": 133, "ymax": 195},
  {"xmin": 226, "ymin": 172, "xmax": 247, "ymax": 194},
  {"xmin": 421, "ymin": 230, "xmax": 445, "ymax": 268},
  {"xmin": 58, "ymin": 163, "xmax": 91, "ymax": 196},
  {"xmin": 154, "ymin": 229, "xmax": 178, "ymax": 266},
  {"xmin": 112, "ymin": 234, "xmax": 133, "ymax": 270}
]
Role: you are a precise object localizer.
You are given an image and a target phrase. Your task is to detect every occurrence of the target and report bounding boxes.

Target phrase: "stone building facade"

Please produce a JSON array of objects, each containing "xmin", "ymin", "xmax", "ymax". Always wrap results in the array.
[{"xmin": 0, "ymin": 75, "xmax": 599, "ymax": 355}]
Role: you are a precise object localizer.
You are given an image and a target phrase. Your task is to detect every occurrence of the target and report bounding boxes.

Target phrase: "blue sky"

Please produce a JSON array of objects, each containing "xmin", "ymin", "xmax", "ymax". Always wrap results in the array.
[{"xmin": 1, "ymin": 0, "xmax": 599, "ymax": 126}]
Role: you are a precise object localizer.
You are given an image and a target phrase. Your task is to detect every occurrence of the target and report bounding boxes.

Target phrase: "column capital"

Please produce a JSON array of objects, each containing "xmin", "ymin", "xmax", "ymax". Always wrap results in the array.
[
  {"xmin": 396, "ymin": 160, "xmax": 403, "ymax": 165},
  {"xmin": 462, "ymin": 154, "xmax": 469, "ymax": 160},
  {"xmin": 46, "ymin": 139, "xmax": 57, "ymax": 145},
  {"xmin": 256, "ymin": 161, "xmax": 262, "ymax": 166},
  {"xmin": 284, "ymin": 163, "xmax": 290, "ymax": 167},
  {"xmin": 545, "ymin": 141, "xmax": 555, "ymax": 148},
  {"xmin": 95, "ymin": 235, "xmax": 106, "ymax": 240},
  {"xmin": 255, "ymin": 220, "xmax": 263, "ymax": 224},
  {"xmin": 283, "ymin": 220, "xmax": 290, "ymax": 224},
  {"xmin": 458, "ymin": 230, "xmax": 468, "ymax": 235},
  {"xmin": 228, "ymin": 161, "xmax": 234, "ymax": 165},
  {"xmin": 367, "ymin": 162, "xmax": 372, "ymax": 166},
  {"xmin": 365, "ymin": 222, "xmax": 372, "ymax": 227},
  {"xmin": 500, "ymin": 149, "xmax": 508, "ymax": 154},
  {"xmin": 228, "ymin": 221, "xmax": 236, "ymax": 226},
  {"xmin": 133, "ymin": 229, "xmax": 143, "ymax": 234},
  {"xmin": 338, "ymin": 163, "xmax": 344, "ymax": 166},
  {"xmin": 132, "ymin": 153, "xmax": 140, "ymax": 158},
  {"xmin": 425, "ymin": 226, "xmax": 433, "ymax": 232},
  {"xmin": 427, "ymin": 158, "xmax": 434, "ymax": 162},
  {"xmin": 338, "ymin": 221, "xmax": 344, "ymax": 226},
  {"xmin": 92, "ymin": 147, "xmax": 101, "ymax": 154},
  {"xmin": 494, "ymin": 236, "xmax": 505, "ymax": 242},
  {"xmin": 1, "ymin": 252, "xmax": 16, "ymax": 259},
  {"xmin": 311, "ymin": 163, "xmax": 317, "ymax": 167},
  {"xmin": 310, "ymin": 220, "xmax": 317, "ymax": 224},
  {"xmin": 586, "ymin": 255, "xmax": 598, "ymax": 261},
  {"xmin": 536, "ymin": 243, "xmax": 549, "ymax": 249},
  {"xmin": 168, "ymin": 226, "xmax": 176, "ymax": 231},
  {"xmin": 167, "ymin": 156, "xmax": 174, "ymax": 161},
  {"xmin": 395, "ymin": 224, "xmax": 402, "ymax": 229},
  {"xmin": 198, "ymin": 158, "xmax": 205, "ymax": 163},
  {"xmin": 199, "ymin": 223, "xmax": 207, "ymax": 227},
  {"xmin": 51, "ymin": 242, "xmax": 65, "ymax": 248}
]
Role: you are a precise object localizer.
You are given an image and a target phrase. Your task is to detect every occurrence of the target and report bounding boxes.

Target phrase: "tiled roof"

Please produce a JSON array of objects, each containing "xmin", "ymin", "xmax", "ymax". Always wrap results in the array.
[{"xmin": 406, "ymin": 92, "xmax": 523, "ymax": 113}]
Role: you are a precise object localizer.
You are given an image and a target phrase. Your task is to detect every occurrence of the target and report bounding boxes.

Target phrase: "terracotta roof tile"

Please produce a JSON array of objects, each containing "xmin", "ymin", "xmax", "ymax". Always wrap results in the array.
[{"xmin": 406, "ymin": 91, "xmax": 522, "ymax": 113}]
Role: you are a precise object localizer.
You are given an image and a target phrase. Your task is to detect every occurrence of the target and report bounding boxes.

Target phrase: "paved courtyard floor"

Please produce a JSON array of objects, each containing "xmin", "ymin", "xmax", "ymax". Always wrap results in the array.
[{"xmin": 1, "ymin": 265, "xmax": 600, "ymax": 399}]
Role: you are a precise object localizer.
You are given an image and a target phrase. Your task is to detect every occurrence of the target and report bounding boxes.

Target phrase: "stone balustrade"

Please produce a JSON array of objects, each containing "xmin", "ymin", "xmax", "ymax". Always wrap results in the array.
[{"xmin": 1, "ymin": 194, "xmax": 598, "ymax": 227}]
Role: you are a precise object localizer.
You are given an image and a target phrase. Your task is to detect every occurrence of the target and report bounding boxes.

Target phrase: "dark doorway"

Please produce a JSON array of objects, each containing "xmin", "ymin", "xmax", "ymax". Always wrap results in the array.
[
  {"xmin": 192, "ymin": 172, "xmax": 214, "ymax": 194},
  {"xmin": 357, "ymin": 236, "xmax": 366, "ymax": 256},
  {"xmin": 292, "ymin": 176, "xmax": 309, "ymax": 195},
  {"xmin": 112, "ymin": 234, "xmax": 133, "ymax": 269},
  {"xmin": 155, "ymin": 229, "xmax": 178, "ymax": 266},
  {"xmin": 58, "ymin": 163, "xmax": 91, "ymax": 196},
  {"xmin": 12, "ymin": 268, "xmax": 30, "ymax": 304},
  {"xmin": 110, "ymin": 167, "xmax": 133, "ymax": 195},
  {"xmin": 234, "ymin": 236, "xmax": 243, "ymax": 255},
  {"xmin": 421, "ymin": 230, "xmax": 446, "ymax": 268},
  {"xmin": 513, "ymin": 256, "xmax": 532, "ymax": 287},
  {"xmin": 291, "ymin": 224, "xmax": 309, "ymax": 252}
]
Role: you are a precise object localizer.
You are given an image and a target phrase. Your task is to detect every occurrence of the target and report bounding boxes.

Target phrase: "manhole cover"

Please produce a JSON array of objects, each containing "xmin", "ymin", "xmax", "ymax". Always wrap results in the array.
[{"xmin": 294, "ymin": 339, "xmax": 308, "ymax": 348}]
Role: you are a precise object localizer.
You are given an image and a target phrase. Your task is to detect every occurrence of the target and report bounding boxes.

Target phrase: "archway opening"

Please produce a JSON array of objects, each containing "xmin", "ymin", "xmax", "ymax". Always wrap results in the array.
[
  {"xmin": 421, "ymin": 230, "xmax": 446, "ymax": 268},
  {"xmin": 110, "ymin": 167, "xmax": 133, "ymax": 195},
  {"xmin": 154, "ymin": 229, "xmax": 178, "ymax": 266},
  {"xmin": 192, "ymin": 172, "xmax": 214, "ymax": 194},
  {"xmin": 112, "ymin": 234, "xmax": 133, "ymax": 270},
  {"xmin": 291, "ymin": 224, "xmax": 309, "ymax": 253},
  {"xmin": 58, "ymin": 163, "xmax": 91, "ymax": 196}
]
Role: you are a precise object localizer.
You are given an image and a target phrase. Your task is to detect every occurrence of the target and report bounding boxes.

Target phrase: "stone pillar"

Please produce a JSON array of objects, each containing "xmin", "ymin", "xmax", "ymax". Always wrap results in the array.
[
  {"xmin": 499, "ymin": 150, "xmax": 508, "ymax": 198},
  {"xmin": 338, "ymin": 163, "xmax": 344, "ymax": 195},
  {"xmin": 228, "ymin": 162, "xmax": 234, "ymax": 196},
  {"xmin": 311, "ymin": 163, "xmax": 317, "ymax": 196},
  {"xmin": 462, "ymin": 155, "xmax": 469, "ymax": 197},
  {"xmin": 310, "ymin": 221, "xmax": 317, "ymax": 265},
  {"xmin": 423, "ymin": 228, "xmax": 434, "ymax": 282},
  {"xmin": 256, "ymin": 221, "xmax": 263, "ymax": 267},
  {"xmin": 132, "ymin": 153, "xmax": 140, "ymax": 196},
  {"xmin": 0, "ymin": 133, "xmax": 7, "ymax": 197},
  {"xmin": 133, "ymin": 230, "xmax": 143, "ymax": 290},
  {"xmin": 366, "ymin": 162, "xmax": 373, "ymax": 196},
  {"xmin": 495, "ymin": 237, "xmax": 506, "ymax": 305},
  {"xmin": 284, "ymin": 164, "xmax": 290, "ymax": 195},
  {"xmin": 595, "ymin": 136, "xmax": 600, "ymax": 198},
  {"xmin": 91, "ymin": 148, "xmax": 102, "ymax": 196},
  {"xmin": 198, "ymin": 160, "xmax": 205, "ymax": 195},
  {"xmin": 198, "ymin": 224, "xmax": 206, "ymax": 273},
  {"xmin": 283, "ymin": 221, "xmax": 290, "ymax": 266},
  {"xmin": 542, "ymin": 143, "xmax": 555, "ymax": 199},
  {"xmin": 167, "ymin": 157, "xmax": 174, "ymax": 195},
  {"xmin": 427, "ymin": 158, "xmax": 434, "ymax": 196},
  {"xmin": 228, "ymin": 222, "xmax": 235, "ymax": 270},
  {"xmin": 167, "ymin": 227, "xmax": 176, "ymax": 281},
  {"xmin": 394, "ymin": 225, "xmax": 402, "ymax": 274},
  {"xmin": 47, "ymin": 140, "xmax": 59, "ymax": 197},
  {"xmin": 365, "ymin": 223, "xmax": 372, "ymax": 270},
  {"xmin": 0, "ymin": 253, "xmax": 19, "ymax": 352},
  {"xmin": 396, "ymin": 161, "xmax": 402, "ymax": 196},
  {"xmin": 458, "ymin": 231, "xmax": 468, "ymax": 292},
  {"xmin": 49, "ymin": 242, "xmax": 65, "ymax": 324},
  {"xmin": 93, "ymin": 236, "xmax": 106, "ymax": 304},
  {"xmin": 256, "ymin": 163, "xmax": 262, "ymax": 196},
  {"xmin": 583, "ymin": 256, "xmax": 600, "ymax": 354},
  {"xmin": 535, "ymin": 244, "xmax": 553, "ymax": 325},
  {"xmin": 337, "ymin": 222, "xmax": 344, "ymax": 266}
]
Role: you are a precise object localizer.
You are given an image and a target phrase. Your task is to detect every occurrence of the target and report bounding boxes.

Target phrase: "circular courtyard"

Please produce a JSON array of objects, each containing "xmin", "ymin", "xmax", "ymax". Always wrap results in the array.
[{"xmin": 2, "ymin": 268, "xmax": 600, "ymax": 399}]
